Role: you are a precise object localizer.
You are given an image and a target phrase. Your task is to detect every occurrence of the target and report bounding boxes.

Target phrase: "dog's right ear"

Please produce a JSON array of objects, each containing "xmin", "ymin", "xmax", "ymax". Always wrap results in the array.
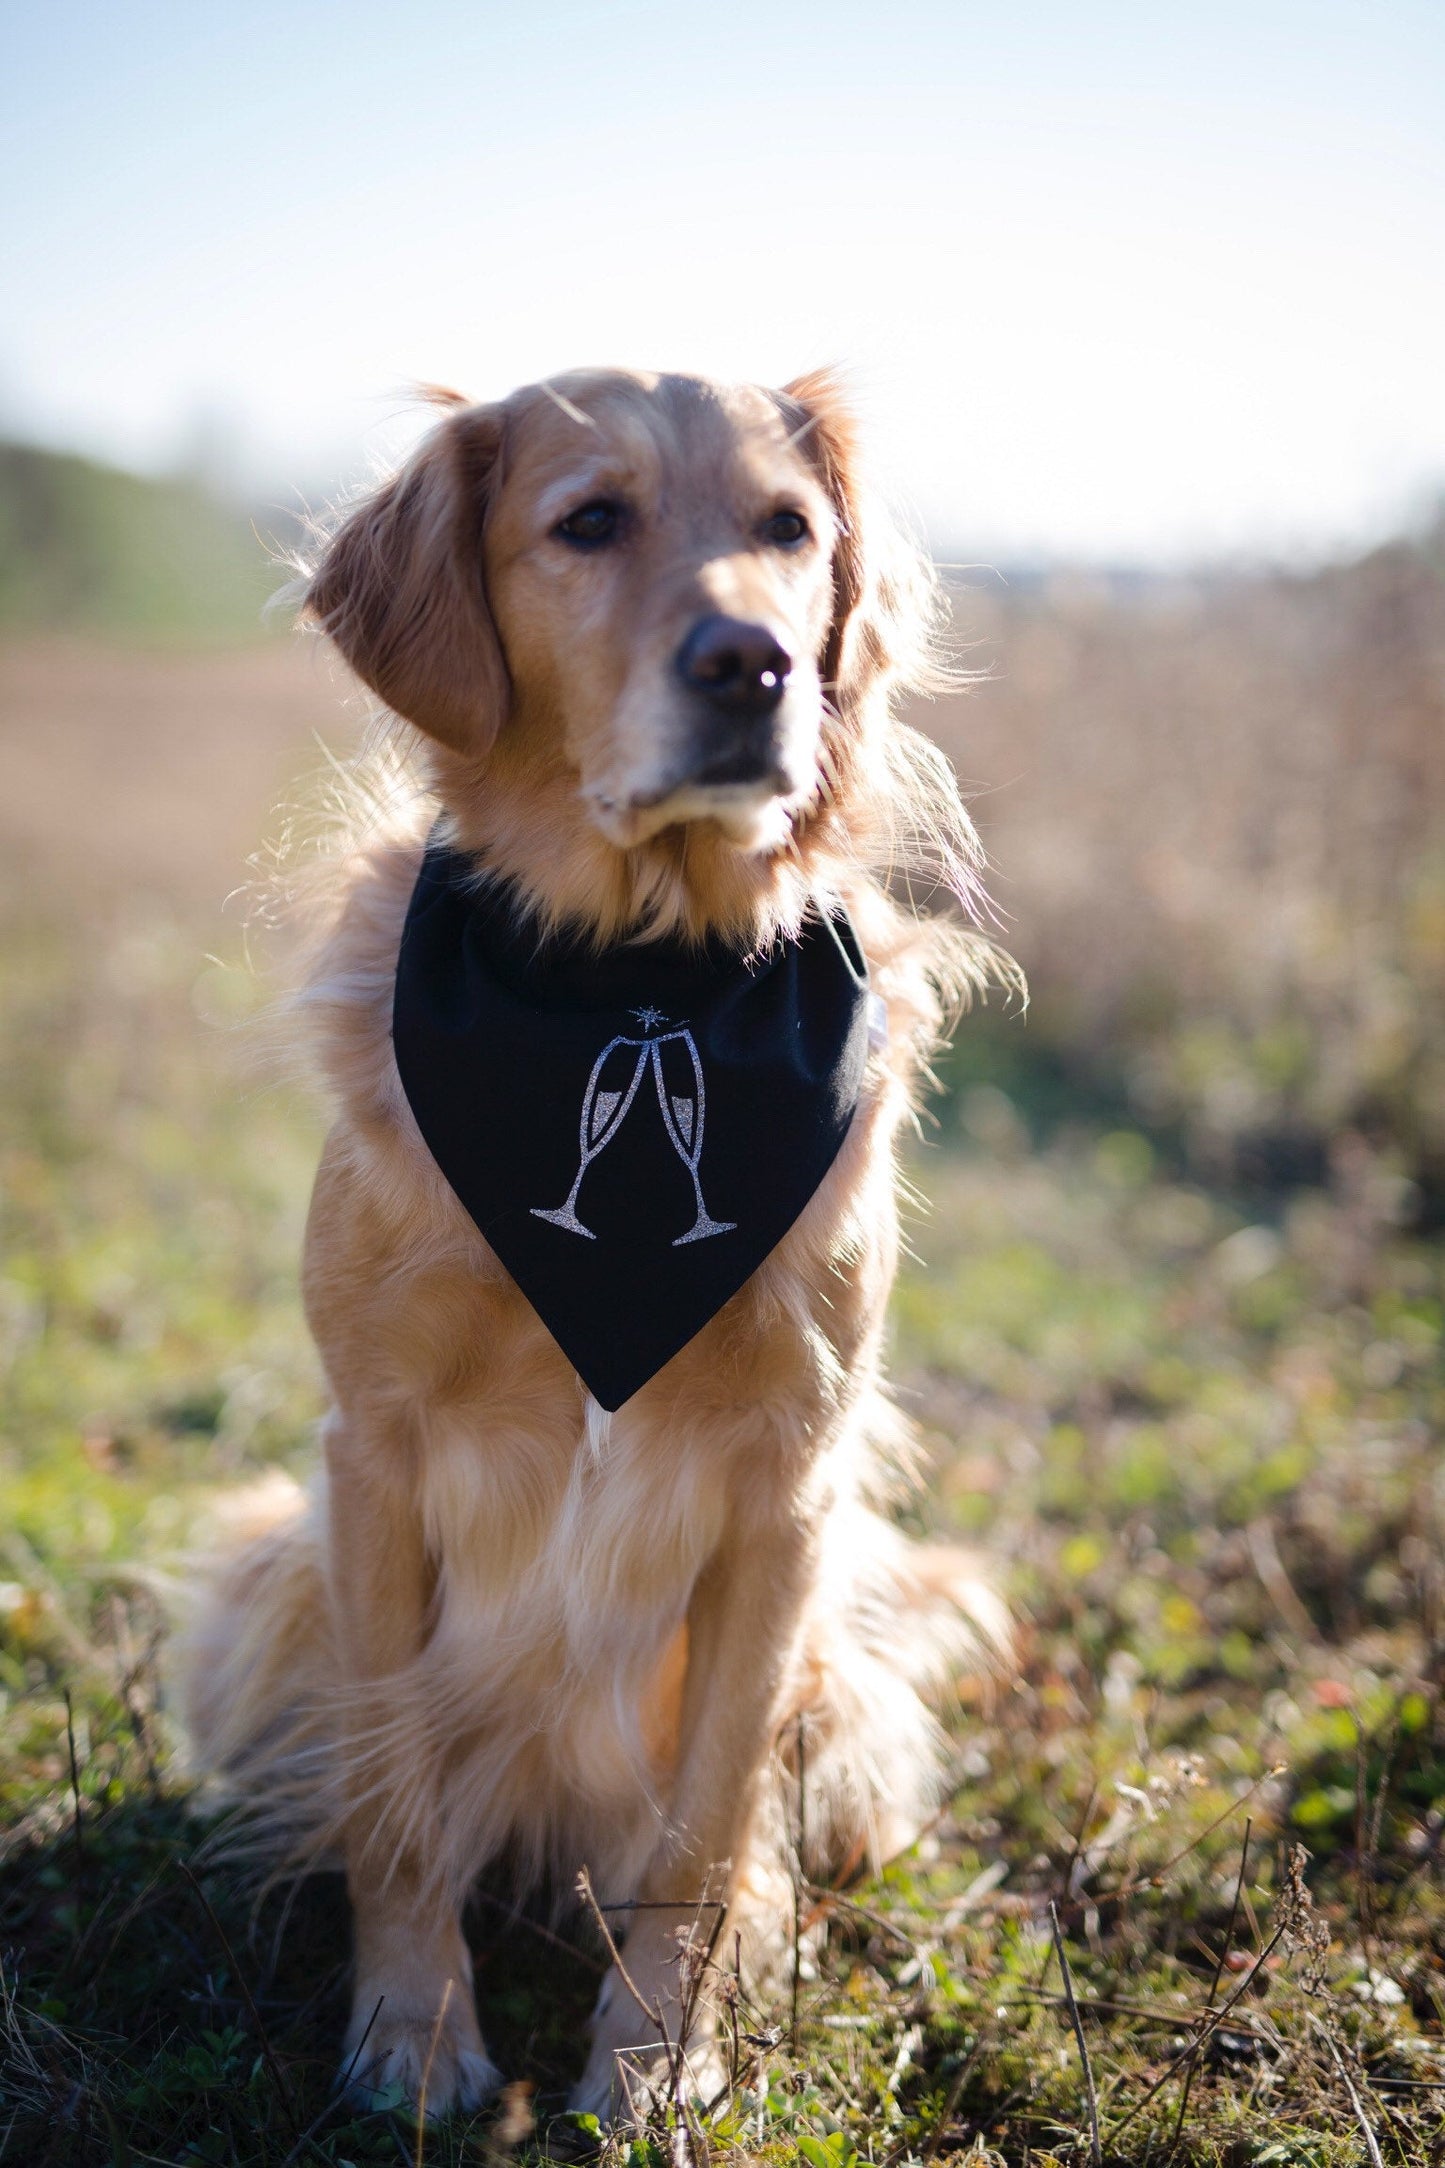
[{"xmin": 305, "ymin": 405, "xmax": 508, "ymax": 756}]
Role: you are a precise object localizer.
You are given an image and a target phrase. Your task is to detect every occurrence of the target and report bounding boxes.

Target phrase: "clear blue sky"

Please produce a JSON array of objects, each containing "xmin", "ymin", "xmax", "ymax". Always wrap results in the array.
[{"xmin": 3, "ymin": 0, "xmax": 1442, "ymax": 560}]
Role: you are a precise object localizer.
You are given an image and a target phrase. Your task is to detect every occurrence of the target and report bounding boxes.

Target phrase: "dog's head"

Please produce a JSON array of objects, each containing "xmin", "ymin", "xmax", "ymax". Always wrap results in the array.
[{"xmin": 307, "ymin": 368, "xmax": 936, "ymax": 933}]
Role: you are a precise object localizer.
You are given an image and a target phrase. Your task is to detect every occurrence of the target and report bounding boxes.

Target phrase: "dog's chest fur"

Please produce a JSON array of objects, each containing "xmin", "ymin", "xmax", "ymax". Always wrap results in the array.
[{"xmin": 294, "ymin": 827, "xmax": 915, "ymax": 1853}]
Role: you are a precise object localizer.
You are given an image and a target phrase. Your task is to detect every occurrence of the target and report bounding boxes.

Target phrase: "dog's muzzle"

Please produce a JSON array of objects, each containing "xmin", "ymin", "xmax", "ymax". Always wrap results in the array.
[{"xmin": 673, "ymin": 614, "xmax": 793, "ymax": 789}]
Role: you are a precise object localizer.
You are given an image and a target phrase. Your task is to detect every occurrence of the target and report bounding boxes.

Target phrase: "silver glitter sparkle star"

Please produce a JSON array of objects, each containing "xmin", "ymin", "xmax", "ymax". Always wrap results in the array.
[{"xmin": 631, "ymin": 1005, "xmax": 669, "ymax": 1031}]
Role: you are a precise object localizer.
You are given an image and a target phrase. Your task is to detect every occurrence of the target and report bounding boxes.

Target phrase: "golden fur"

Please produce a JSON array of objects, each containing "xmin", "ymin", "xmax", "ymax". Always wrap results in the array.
[{"xmin": 182, "ymin": 367, "xmax": 1011, "ymax": 2120}]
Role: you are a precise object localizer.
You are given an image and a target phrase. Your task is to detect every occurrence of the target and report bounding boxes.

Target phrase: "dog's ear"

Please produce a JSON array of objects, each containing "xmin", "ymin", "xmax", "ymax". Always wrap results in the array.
[
  {"xmin": 305, "ymin": 405, "xmax": 508, "ymax": 755},
  {"xmin": 780, "ymin": 369, "xmax": 936, "ymax": 725}
]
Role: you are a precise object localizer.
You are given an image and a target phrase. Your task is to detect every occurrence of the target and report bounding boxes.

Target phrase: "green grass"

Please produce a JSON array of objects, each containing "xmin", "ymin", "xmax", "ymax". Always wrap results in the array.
[{"xmin": 2, "ymin": 906, "xmax": 1443, "ymax": 2165}]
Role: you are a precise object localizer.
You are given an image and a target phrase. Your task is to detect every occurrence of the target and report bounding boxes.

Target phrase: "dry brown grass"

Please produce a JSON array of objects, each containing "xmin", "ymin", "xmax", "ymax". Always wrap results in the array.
[
  {"xmin": 930, "ymin": 527, "xmax": 1445, "ymax": 1194},
  {"xmin": 0, "ymin": 639, "xmax": 355, "ymax": 918}
]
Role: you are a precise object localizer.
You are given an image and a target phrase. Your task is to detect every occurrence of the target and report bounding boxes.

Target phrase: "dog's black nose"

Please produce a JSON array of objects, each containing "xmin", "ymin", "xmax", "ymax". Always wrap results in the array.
[{"xmin": 676, "ymin": 616, "xmax": 791, "ymax": 718}]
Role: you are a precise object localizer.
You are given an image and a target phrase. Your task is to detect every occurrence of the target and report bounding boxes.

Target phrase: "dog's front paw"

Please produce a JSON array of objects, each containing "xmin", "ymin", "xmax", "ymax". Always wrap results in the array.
[
  {"xmin": 341, "ymin": 1983, "xmax": 502, "ymax": 2118},
  {"xmin": 569, "ymin": 1965, "xmax": 725, "ymax": 2126}
]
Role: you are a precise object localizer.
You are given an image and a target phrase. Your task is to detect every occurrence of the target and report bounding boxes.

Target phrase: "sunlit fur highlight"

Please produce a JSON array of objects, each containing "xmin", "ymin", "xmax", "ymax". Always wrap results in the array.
[{"xmin": 181, "ymin": 367, "xmax": 1016, "ymax": 2121}]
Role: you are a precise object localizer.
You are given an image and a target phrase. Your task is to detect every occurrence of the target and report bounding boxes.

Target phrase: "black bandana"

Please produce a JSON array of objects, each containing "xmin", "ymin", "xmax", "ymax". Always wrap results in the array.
[{"xmin": 391, "ymin": 844, "xmax": 871, "ymax": 1409}]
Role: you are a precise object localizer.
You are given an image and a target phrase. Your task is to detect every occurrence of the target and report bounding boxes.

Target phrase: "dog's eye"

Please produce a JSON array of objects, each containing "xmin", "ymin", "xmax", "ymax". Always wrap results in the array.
[
  {"xmin": 556, "ymin": 500, "xmax": 624, "ymax": 548},
  {"xmin": 762, "ymin": 510, "xmax": 810, "ymax": 549}
]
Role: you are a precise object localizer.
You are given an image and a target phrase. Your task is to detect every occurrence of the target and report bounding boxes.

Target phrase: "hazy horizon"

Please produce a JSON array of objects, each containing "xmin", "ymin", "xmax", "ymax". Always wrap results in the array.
[{"xmin": 5, "ymin": 0, "xmax": 1443, "ymax": 567}]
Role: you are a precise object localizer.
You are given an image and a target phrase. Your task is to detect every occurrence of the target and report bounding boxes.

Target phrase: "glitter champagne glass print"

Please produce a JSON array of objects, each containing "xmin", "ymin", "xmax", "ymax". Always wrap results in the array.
[{"xmin": 532, "ymin": 1007, "xmax": 736, "ymax": 1245}]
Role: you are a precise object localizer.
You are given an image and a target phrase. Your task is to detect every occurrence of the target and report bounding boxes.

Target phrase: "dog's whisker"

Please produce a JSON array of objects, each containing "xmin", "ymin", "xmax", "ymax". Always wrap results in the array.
[
  {"xmin": 782, "ymin": 410, "xmax": 823, "ymax": 453},
  {"xmin": 540, "ymin": 380, "xmax": 598, "ymax": 429}
]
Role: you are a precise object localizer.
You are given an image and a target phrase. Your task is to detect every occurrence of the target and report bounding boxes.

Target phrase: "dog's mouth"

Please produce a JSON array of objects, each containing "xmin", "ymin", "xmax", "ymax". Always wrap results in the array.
[
  {"xmin": 580, "ymin": 660, "xmax": 821, "ymax": 853},
  {"xmin": 585, "ymin": 765, "xmax": 807, "ymax": 852}
]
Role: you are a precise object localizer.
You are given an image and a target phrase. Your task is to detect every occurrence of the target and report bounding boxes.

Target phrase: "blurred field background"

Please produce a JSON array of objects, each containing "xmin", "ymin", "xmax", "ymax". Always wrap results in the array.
[{"xmin": 0, "ymin": 426, "xmax": 1442, "ymax": 2165}]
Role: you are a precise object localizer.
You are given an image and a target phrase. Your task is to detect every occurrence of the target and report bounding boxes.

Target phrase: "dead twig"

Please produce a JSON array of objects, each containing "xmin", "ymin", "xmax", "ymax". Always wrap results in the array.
[
  {"xmin": 666, "ymin": 1881, "xmax": 729, "ymax": 2166},
  {"xmin": 414, "ymin": 1976, "xmax": 454, "ymax": 2168},
  {"xmin": 275, "ymin": 1996, "xmax": 384, "ymax": 2168},
  {"xmin": 729, "ymin": 1929, "xmax": 743, "ymax": 2095},
  {"xmin": 1314, "ymin": 2018, "xmax": 1386, "ymax": 2168},
  {"xmin": 576, "ymin": 1868, "xmax": 669, "ymax": 2037},
  {"xmin": 1354, "ymin": 1713, "xmax": 1377, "ymax": 1983},
  {"xmin": 177, "ymin": 1859, "xmax": 301, "ymax": 2142},
  {"xmin": 792, "ymin": 1712, "xmax": 807, "ymax": 2050},
  {"xmin": 469, "ymin": 1884, "xmax": 605, "ymax": 1971},
  {"xmin": 1106, "ymin": 1764, "xmax": 1284, "ymax": 1902},
  {"xmin": 1166, "ymin": 1816, "xmax": 1252, "ymax": 2163},
  {"xmin": 1049, "ymin": 1901, "xmax": 1102, "ymax": 2168},
  {"xmin": 576, "ymin": 1867, "xmax": 673, "ymax": 2115},
  {"xmin": 1105, "ymin": 1915, "xmax": 1291, "ymax": 2149},
  {"xmin": 107, "ymin": 1591, "xmax": 162, "ymax": 1788},
  {"xmin": 915, "ymin": 2027, "xmax": 993, "ymax": 2165},
  {"xmin": 1247, "ymin": 1516, "xmax": 1320, "ymax": 1647},
  {"xmin": 1061, "ymin": 1778, "xmax": 1100, "ymax": 1903},
  {"xmin": 1009, "ymin": 1987, "xmax": 1268, "ymax": 2036},
  {"xmin": 62, "ymin": 1689, "xmax": 84, "ymax": 1902},
  {"xmin": 1036, "ymin": 1782, "xmax": 1100, "ymax": 1998}
]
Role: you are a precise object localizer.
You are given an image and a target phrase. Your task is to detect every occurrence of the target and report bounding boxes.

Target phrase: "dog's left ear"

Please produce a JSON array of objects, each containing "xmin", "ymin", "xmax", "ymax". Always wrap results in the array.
[
  {"xmin": 305, "ymin": 404, "xmax": 508, "ymax": 756},
  {"xmin": 780, "ymin": 370, "xmax": 935, "ymax": 726}
]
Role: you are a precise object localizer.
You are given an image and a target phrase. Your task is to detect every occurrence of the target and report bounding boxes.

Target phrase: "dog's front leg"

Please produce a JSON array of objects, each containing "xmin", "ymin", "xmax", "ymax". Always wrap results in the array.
[
  {"xmin": 325, "ymin": 1412, "xmax": 501, "ymax": 2113},
  {"xmin": 572, "ymin": 1517, "xmax": 815, "ymax": 2120}
]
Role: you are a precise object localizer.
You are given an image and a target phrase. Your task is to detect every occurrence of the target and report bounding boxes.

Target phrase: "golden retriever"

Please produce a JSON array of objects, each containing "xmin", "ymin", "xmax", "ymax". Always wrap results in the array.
[{"xmin": 183, "ymin": 367, "xmax": 1009, "ymax": 2121}]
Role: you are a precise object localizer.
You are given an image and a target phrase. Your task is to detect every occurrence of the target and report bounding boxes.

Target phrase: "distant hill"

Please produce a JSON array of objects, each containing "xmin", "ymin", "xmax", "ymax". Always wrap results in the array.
[{"xmin": 0, "ymin": 440, "xmax": 285, "ymax": 643}]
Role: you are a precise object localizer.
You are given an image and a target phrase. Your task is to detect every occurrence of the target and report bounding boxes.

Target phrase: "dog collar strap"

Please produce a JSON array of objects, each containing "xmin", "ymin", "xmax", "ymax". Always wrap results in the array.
[{"xmin": 392, "ymin": 844, "xmax": 870, "ymax": 1409}]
